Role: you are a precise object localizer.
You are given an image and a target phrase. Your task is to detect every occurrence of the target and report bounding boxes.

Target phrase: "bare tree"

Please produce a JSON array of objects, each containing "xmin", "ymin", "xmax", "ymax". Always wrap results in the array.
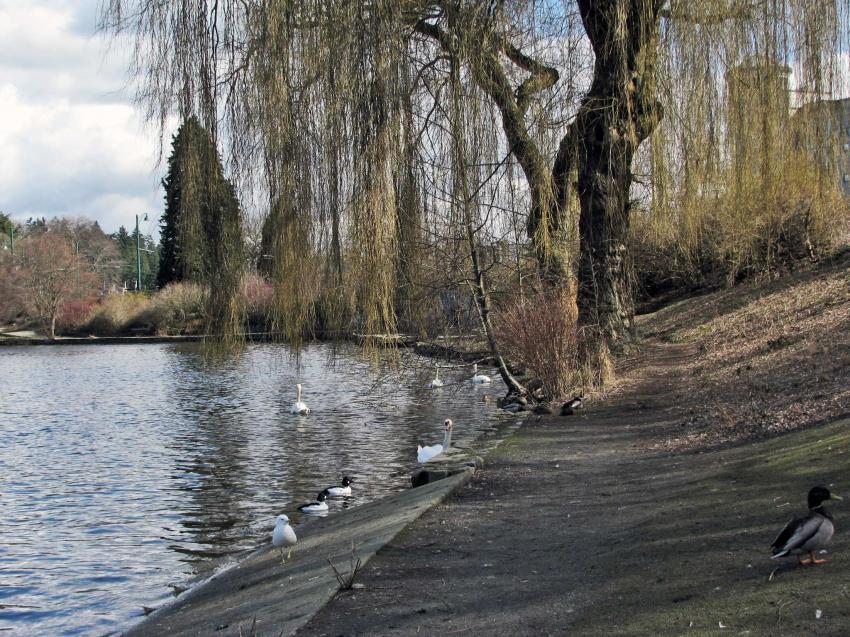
[{"xmin": 17, "ymin": 233, "xmax": 98, "ymax": 338}]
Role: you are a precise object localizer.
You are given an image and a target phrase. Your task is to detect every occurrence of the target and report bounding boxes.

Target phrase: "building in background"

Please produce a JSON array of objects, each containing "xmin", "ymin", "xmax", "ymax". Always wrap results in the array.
[{"xmin": 791, "ymin": 97, "xmax": 850, "ymax": 196}]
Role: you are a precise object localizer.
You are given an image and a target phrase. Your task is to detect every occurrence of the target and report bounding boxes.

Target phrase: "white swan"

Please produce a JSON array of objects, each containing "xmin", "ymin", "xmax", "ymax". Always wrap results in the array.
[
  {"xmin": 471, "ymin": 363, "xmax": 492, "ymax": 384},
  {"xmin": 272, "ymin": 514, "xmax": 297, "ymax": 561},
  {"xmin": 289, "ymin": 383, "xmax": 310, "ymax": 415},
  {"xmin": 298, "ymin": 490, "xmax": 329, "ymax": 513},
  {"xmin": 417, "ymin": 419, "xmax": 453, "ymax": 464},
  {"xmin": 325, "ymin": 476, "xmax": 355, "ymax": 497},
  {"xmin": 428, "ymin": 367, "xmax": 444, "ymax": 389}
]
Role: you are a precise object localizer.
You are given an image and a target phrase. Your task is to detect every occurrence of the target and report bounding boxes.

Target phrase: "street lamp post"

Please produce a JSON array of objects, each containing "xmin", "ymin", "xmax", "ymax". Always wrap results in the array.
[{"xmin": 135, "ymin": 213, "xmax": 148, "ymax": 291}]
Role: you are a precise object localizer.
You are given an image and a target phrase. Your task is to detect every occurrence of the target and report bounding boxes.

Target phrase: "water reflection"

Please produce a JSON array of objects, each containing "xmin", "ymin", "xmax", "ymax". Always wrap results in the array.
[{"xmin": 0, "ymin": 343, "xmax": 511, "ymax": 636}]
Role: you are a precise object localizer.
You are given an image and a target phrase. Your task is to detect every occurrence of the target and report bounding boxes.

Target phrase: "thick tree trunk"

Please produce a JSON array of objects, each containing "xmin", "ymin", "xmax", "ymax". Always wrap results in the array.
[
  {"xmin": 575, "ymin": 111, "xmax": 636, "ymax": 344},
  {"xmin": 416, "ymin": 3, "xmax": 662, "ymax": 345},
  {"xmin": 572, "ymin": 0, "xmax": 663, "ymax": 345}
]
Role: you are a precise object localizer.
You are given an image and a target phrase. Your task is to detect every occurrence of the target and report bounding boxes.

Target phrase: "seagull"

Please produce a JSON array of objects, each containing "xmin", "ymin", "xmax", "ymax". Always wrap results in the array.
[
  {"xmin": 325, "ymin": 476, "xmax": 355, "ymax": 497},
  {"xmin": 289, "ymin": 383, "xmax": 310, "ymax": 415},
  {"xmin": 298, "ymin": 490, "xmax": 329, "ymax": 513},
  {"xmin": 272, "ymin": 514, "xmax": 297, "ymax": 562},
  {"xmin": 771, "ymin": 485, "xmax": 841, "ymax": 565},
  {"xmin": 417, "ymin": 419, "xmax": 453, "ymax": 463}
]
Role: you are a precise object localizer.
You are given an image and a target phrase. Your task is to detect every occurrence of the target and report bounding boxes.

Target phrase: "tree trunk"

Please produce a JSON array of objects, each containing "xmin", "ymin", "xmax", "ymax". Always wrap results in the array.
[
  {"xmin": 572, "ymin": 0, "xmax": 663, "ymax": 345},
  {"xmin": 49, "ymin": 314, "xmax": 56, "ymax": 339}
]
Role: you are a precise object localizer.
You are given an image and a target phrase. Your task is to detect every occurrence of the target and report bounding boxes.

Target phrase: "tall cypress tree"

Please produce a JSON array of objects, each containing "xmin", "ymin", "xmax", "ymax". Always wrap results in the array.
[
  {"xmin": 158, "ymin": 116, "xmax": 240, "ymax": 288},
  {"xmin": 157, "ymin": 116, "xmax": 244, "ymax": 337}
]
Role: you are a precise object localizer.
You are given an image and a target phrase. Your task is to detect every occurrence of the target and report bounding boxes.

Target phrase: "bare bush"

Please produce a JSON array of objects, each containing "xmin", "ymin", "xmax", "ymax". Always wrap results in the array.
[
  {"xmin": 85, "ymin": 293, "xmax": 150, "ymax": 336},
  {"xmin": 0, "ymin": 251, "xmax": 26, "ymax": 324},
  {"xmin": 496, "ymin": 285, "xmax": 611, "ymax": 400},
  {"xmin": 130, "ymin": 282, "xmax": 207, "ymax": 335}
]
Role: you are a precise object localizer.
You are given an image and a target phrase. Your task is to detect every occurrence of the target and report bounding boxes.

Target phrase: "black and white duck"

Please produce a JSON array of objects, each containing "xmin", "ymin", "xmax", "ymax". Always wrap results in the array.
[
  {"xmin": 325, "ymin": 476, "xmax": 355, "ymax": 497},
  {"xmin": 298, "ymin": 490, "xmax": 329, "ymax": 514},
  {"xmin": 771, "ymin": 485, "xmax": 841, "ymax": 565}
]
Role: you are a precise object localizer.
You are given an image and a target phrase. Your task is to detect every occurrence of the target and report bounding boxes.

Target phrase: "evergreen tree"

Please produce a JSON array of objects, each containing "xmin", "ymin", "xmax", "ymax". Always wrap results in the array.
[
  {"xmin": 158, "ymin": 116, "xmax": 241, "ymax": 290},
  {"xmin": 112, "ymin": 226, "xmax": 135, "ymax": 288},
  {"xmin": 157, "ymin": 115, "xmax": 244, "ymax": 336}
]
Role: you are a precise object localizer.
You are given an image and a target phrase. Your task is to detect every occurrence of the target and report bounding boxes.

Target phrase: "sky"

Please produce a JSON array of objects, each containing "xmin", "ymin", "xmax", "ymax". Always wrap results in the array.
[{"xmin": 0, "ymin": 0, "xmax": 169, "ymax": 239}]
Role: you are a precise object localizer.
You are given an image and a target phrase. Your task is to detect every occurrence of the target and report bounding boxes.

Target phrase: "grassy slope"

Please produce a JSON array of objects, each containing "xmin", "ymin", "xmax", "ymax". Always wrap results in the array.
[{"xmin": 634, "ymin": 251, "xmax": 850, "ymax": 450}]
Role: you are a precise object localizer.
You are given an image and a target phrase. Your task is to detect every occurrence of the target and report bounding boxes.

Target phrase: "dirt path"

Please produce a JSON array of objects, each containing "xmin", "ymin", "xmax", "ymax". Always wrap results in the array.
[{"xmin": 299, "ymin": 342, "xmax": 850, "ymax": 636}]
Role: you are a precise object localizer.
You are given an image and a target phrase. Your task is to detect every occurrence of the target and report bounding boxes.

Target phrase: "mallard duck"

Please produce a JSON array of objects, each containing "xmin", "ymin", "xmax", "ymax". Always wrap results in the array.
[
  {"xmin": 771, "ymin": 485, "xmax": 841, "ymax": 565},
  {"xmin": 272, "ymin": 514, "xmax": 297, "ymax": 562},
  {"xmin": 289, "ymin": 383, "xmax": 310, "ymax": 415},
  {"xmin": 325, "ymin": 476, "xmax": 355, "ymax": 497},
  {"xmin": 471, "ymin": 364, "xmax": 492, "ymax": 384},
  {"xmin": 298, "ymin": 490, "xmax": 329, "ymax": 513},
  {"xmin": 417, "ymin": 419, "xmax": 453, "ymax": 463}
]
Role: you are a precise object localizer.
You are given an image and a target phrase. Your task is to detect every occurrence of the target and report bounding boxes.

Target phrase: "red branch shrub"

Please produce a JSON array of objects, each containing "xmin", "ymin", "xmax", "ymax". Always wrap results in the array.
[{"xmin": 496, "ymin": 285, "xmax": 611, "ymax": 400}]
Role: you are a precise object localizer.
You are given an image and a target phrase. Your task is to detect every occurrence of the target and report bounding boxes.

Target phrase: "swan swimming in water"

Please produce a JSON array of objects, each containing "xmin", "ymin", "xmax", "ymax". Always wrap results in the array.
[
  {"xmin": 325, "ymin": 476, "xmax": 355, "ymax": 497},
  {"xmin": 417, "ymin": 419, "xmax": 453, "ymax": 464},
  {"xmin": 289, "ymin": 383, "xmax": 310, "ymax": 415},
  {"xmin": 298, "ymin": 490, "xmax": 329, "ymax": 513},
  {"xmin": 272, "ymin": 514, "xmax": 297, "ymax": 562},
  {"xmin": 471, "ymin": 364, "xmax": 492, "ymax": 384},
  {"xmin": 428, "ymin": 367, "xmax": 444, "ymax": 389}
]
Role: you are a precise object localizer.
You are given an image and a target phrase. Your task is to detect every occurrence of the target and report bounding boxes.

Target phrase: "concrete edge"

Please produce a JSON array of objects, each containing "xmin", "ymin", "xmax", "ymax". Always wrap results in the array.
[
  {"xmin": 289, "ymin": 468, "xmax": 475, "ymax": 636},
  {"xmin": 122, "ymin": 468, "xmax": 476, "ymax": 637}
]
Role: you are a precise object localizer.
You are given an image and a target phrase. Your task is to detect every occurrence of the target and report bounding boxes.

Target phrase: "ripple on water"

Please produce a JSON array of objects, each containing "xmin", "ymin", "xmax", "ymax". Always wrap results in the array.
[{"xmin": 0, "ymin": 342, "xmax": 515, "ymax": 635}]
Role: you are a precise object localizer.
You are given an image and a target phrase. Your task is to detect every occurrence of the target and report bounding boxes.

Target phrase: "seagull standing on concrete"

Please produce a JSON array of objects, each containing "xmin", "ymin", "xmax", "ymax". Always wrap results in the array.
[{"xmin": 272, "ymin": 514, "xmax": 297, "ymax": 562}]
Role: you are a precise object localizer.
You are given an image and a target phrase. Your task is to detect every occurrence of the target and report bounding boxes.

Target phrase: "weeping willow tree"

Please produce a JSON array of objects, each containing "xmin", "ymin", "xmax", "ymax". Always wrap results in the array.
[
  {"xmin": 642, "ymin": 1, "xmax": 850, "ymax": 290},
  {"xmin": 101, "ymin": 0, "xmax": 850, "ymax": 351}
]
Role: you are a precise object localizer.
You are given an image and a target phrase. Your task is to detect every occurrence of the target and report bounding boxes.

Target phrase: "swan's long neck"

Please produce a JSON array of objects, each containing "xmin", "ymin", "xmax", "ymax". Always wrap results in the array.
[
  {"xmin": 473, "ymin": 364, "xmax": 478, "ymax": 374},
  {"xmin": 435, "ymin": 367, "xmax": 440, "ymax": 380},
  {"xmin": 296, "ymin": 383, "xmax": 302, "ymax": 402},
  {"xmin": 443, "ymin": 427, "xmax": 452, "ymax": 449}
]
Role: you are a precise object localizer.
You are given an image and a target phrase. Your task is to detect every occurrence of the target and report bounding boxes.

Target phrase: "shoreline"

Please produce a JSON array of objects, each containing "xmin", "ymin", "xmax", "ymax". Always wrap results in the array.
[{"xmin": 122, "ymin": 417, "xmax": 525, "ymax": 637}]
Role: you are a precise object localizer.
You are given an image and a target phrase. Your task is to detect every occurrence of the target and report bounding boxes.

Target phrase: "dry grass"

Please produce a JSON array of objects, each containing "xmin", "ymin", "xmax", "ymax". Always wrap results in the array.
[
  {"xmin": 130, "ymin": 282, "xmax": 207, "ymax": 335},
  {"xmin": 636, "ymin": 250, "xmax": 850, "ymax": 449},
  {"xmin": 85, "ymin": 293, "xmax": 150, "ymax": 336}
]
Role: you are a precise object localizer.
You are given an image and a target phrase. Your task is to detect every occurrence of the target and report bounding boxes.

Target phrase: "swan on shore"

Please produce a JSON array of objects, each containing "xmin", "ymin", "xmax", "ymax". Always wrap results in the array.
[
  {"xmin": 428, "ymin": 367, "xmax": 444, "ymax": 389},
  {"xmin": 272, "ymin": 514, "xmax": 297, "ymax": 562},
  {"xmin": 326, "ymin": 476, "xmax": 355, "ymax": 497},
  {"xmin": 471, "ymin": 364, "xmax": 492, "ymax": 384},
  {"xmin": 289, "ymin": 383, "xmax": 310, "ymax": 415},
  {"xmin": 417, "ymin": 419, "xmax": 453, "ymax": 464}
]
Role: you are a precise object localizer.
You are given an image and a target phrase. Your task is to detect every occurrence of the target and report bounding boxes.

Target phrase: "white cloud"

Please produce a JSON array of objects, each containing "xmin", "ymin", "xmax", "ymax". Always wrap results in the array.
[{"xmin": 0, "ymin": 0, "xmax": 168, "ymax": 237}]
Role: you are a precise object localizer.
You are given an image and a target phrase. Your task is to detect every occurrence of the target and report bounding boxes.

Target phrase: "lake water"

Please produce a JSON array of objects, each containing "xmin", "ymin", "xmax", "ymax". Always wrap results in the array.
[{"xmin": 0, "ymin": 343, "xmax": 509, "ymax": 636}]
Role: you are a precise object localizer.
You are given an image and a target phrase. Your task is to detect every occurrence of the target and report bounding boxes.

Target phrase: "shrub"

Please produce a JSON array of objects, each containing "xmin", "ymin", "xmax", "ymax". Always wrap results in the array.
[
  {"xmin": 0, "ymin": 252, "xmax": 26, "ymax": 324},
  {"xmin": 129, "ymin": 282, "xmax": 207, "ymax": 335},
  {"xmin": 85, "ymin": 293, "xmax": 151, "ymax": 335},
  {"xmin": 631, "ymin": 150, "xmax": 850, "ymax": 301},
  {"xmin": 495, "ymin": 284, "xmax": 612, "ymax": 400},
  {"xmin": 56, "ymin": 298, "xmax": 98, "ymax": 334},
  {"xmin": 240, "ymin": 273, "xmax": 274, "ymax": 329}
]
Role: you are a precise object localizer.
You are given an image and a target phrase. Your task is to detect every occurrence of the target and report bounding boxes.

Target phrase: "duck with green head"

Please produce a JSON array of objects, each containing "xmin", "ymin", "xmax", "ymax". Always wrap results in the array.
[{"xmin": 771, "ymin": 485, "xmax": 841, "ymax": 565}]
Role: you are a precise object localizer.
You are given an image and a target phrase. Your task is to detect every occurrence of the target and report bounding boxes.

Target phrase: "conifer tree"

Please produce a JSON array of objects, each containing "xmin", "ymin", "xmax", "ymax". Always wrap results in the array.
[{"xmin": 157, "ymin": 116, "xmax": 244, "ymax": 335}]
